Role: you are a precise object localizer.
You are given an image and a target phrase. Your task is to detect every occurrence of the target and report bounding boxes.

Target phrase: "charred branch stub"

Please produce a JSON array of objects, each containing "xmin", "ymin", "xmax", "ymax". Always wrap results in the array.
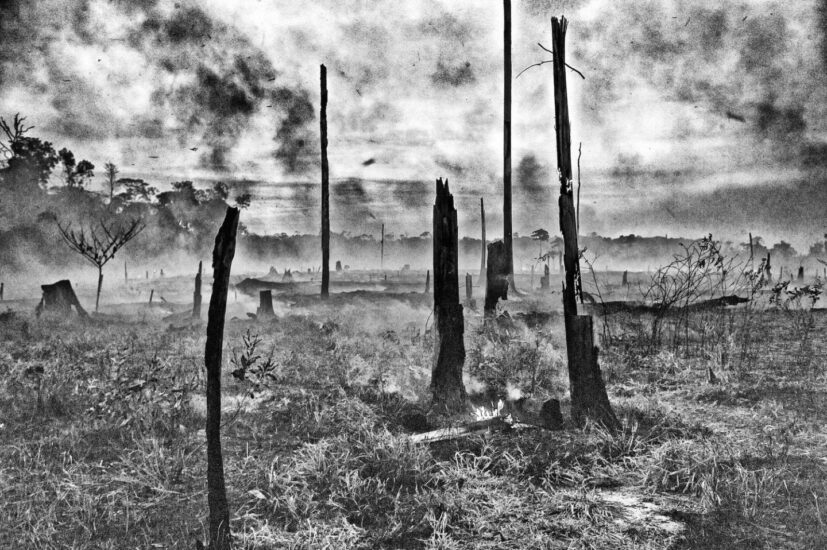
[
  {"xmin": 35, "ymin": 280, "xmax": 88, "ymax": 318},
  {"xmin": 205, "ymin": 206, "xmax": 239, "ymax": 550},
  {"xmin": 431, "ymin": 178, "xmax": 467, "ymax": 413},
  {"xmin": 484, "ymin": 240, "xmax": 509, "ymax": 315},
  {"xmin": 552, "ymin": 16, "xmax": 617, "ymax": 429}
]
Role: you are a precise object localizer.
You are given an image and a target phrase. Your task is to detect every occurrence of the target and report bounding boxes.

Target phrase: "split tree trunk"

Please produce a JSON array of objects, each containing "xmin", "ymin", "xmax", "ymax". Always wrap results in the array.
[
  {"xmin": 552, "ymin": 16, "xmax": 617, "ymax": 429},
  {"xmin": 431, "ymin": 178, "xmax": 466, "ymax": 413},
  {"xmin": 192, "ymin": 261, "xmax": 203, "ymax": 319},
  {"xmin": 205, "ymin": 206, "xmax": 239, "ymax": 550},
  {"xmin": 320, "ymin": 64, "xmax": 330, "ymax": 299},
  {"xmin": 484, "ymin": 241, "xmax": 509, "ymax": 315}
]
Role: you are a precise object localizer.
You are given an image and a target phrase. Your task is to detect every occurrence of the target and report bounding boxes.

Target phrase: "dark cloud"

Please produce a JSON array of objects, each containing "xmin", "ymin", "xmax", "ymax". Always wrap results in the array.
[
  {"xmin": 431, "ymin": 60, "xmax": 475, "ymax": 87},
  {"xmin": 271, "ymin": 87, "xmax": 316, "ymax": 175},
  {"xmin": 516, "ymin": 154, "xmax": 549, "ymax": 195}
]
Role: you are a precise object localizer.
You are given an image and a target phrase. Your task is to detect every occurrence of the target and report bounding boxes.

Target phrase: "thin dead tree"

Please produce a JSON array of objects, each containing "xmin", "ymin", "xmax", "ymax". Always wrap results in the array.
[
  {"xmin": 58, "ymin": 218, "xmax": 145, "ymax": 312},
  {"xmin": 320, "ymin": 64, "xmax": 330, "ymax": 299},
  {"xmin": 551, "ymin": 16, "xmax": 617, "ymax": 428},
  {"xmin": 503, "ymin": 0, "xmax": 514, "ymax": 289},
  {"xmin": 205, "ymin": 207, "xmax": 240, "ymax": 550},
  {"xmin": 479, "ymin": 197, "xmax": 486, "ymax": 283}
]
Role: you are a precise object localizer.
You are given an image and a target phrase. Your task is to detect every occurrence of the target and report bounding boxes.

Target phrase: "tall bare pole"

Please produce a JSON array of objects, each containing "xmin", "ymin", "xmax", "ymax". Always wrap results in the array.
[
  {"xmin": 479, "ymin": 197, "xmax": 486, "ymax": 282},
  {"xmin": 503, "ymin": 0, "xmax": 514, "ymax": 282},
  {"xmin": 320, "ymin": 64, "xmax": 330, "ymax": 299},
  {"xmin": 381, "ymin": 223, "xmax": 385, "ymax": 271}
]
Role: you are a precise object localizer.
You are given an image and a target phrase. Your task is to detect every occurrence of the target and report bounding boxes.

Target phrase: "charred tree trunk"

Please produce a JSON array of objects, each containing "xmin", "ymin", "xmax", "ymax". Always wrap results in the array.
[
  {"xmin": 465, "ymin": 273, "xmax": 473, "ymax": 306},
  {"xmin": 484, "ymin": 241, "xmax": 509, "ymax": 315},
  {"xmin": 798, "ymin": 266, "xmax": 804, "ymax": 281},
  {"xmin": 503, "ymin": 0, "xmax": 514, "ymax": 286},
  {"xmin": 766, "ymin": 252, "xmax": 772, "ymax": 282},
  {"xmin": 479, "ymin": 197, "xmax": 486, "ymax": 283},
  {"xmin": 149, "ymin": 289, "xmax": 154, "ymax": 304},
  {"xmin": 622, "ymin": 270, "xmax": 628, "ymax": 286},
  {"xmin": 35, "ymin": 280, "xmax": 88, "ymax": 318},
  {"xmin": 552, "ymin": 16, "xmax": 617, "ymax": 429},
  {"xmin": 193, "ymin": 260, "xmax": 203, "ymax": 319},
  {"xmin": 380, "ymin": 223, "xmax": 385, "ymax": 272},
  {"xmin": 95, "ymin": 267, "xmax": 103, "ymax": 313},
  {"xmin": 124, "ymin": 261, "xmax": 128, "ymax": 285},
  {"xmin": 320, "ymin": 64, "xmax": 330, "ymax": 300},
  {"xmin": 425, "ymin": 269, "xmax": 430, "ymax": 293},
  {"xmin": 540, "ymin": 263, "xmax": 550, "ymax": 289},
  {"xmin": 1, "ymin": 282, "xmax": 4, "ymax": 301},
  {"xmin": 205, "ymin": 207, "xmax": 239, "ymax": 550},
  {"xmin": 431, "ymin": 178, "xmax": 466, "ymax": 413},
  {"xmin": 257, "ymin": 290, "xmax": 274, "ymax": 319}
]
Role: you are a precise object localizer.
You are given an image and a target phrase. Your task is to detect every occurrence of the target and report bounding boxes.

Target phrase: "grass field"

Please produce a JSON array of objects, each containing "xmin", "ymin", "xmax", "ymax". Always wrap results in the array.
[{"xmin": 1, "ymin": 272, "xmax": 826, "ymax": 549}]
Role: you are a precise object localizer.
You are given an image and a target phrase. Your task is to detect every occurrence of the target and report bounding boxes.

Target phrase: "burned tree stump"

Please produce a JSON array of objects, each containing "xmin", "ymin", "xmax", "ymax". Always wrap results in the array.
[
  {"xmin": 565, "ymin": 315, "xmax": 616, "ymax": 426},
  {"xmin": 193, "ymin": 260, "xmax": 203, "ymax": 320},
  {"xmin": 335, "ymin": 260, "xmax": 342, "ymax": 272},
  {"xmin": 431, "ymin": 178, "xmax": 467, "ymax": 413},
  {"xmin": 35, "ymin": 280, "xmax": 88, "ymax": 318},
  {"xmin": 205, "ymin": 207, "xmax": 239, "ymax": 550},
  {"xmin": 484, "ymin": 241, "xmax": 509, "ymax": 315},
  {"xmin": 257, "ymin": 290, "xmax": 275, "ymax": 319},
  {"xmin": 798, "ymin": 266, "xmax": 804, "ymax": 281}
]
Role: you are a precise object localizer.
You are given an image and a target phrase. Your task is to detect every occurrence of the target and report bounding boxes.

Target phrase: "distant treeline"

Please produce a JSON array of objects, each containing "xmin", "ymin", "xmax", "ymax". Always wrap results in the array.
[{"xmin": 1, "ymin": 116, "xmax": 824, "ymax": 276}]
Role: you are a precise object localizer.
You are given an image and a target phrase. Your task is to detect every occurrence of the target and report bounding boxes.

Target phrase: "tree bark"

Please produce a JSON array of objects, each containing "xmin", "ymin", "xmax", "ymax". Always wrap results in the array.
[
  {"xmin": 431, "ymin": 178, "xmax": 466, "ymax": 413},
  {"xmin": 320, "ymin": 64, "xmax": 330, "ymax": 299},
  {"xmin": 205, "ymin": 206, "xmax": 239, "ymax": 550},
  {"xmin": 193, "ymin": 260, "xmax": 203, "ymax": 319},
  {"xmin": 552, "ymin": 16, "xmax": 617, "ymax": 429}
]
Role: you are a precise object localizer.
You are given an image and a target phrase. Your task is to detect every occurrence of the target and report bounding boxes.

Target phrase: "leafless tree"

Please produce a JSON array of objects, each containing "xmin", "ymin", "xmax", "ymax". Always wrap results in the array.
[
  {"xmin": 58, "ymin": 218, "xmax": 145, "ymax": 312},
  {"xmin": 0, "ymin": 114, "xmax": 33, "ymax": 160}
]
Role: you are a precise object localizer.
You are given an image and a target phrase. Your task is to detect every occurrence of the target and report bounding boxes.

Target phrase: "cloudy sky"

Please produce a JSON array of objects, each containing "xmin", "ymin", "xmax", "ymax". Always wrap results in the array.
[{"xmin": 2, "ymin": 0, "xmax": 827, "ymax": 248}]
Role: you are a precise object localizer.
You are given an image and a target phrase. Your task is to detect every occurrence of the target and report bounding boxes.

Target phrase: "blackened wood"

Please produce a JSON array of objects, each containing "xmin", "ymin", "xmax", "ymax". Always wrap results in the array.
[
  {"xmin": 149, "ymin": 289, "xmax": 154, "ymax": 304},
  {"xmin": 432, "ymin": 178, "xmax": 466, "ymax": 413},
  {"xmin": 484, "ymin": 240, "xmax": 509, "ymax": 314},
  {"xmin": 425, "ymin": 269, "xmax": 430, "ymax": 293},
  {"xmin": 381, "ymin": 223, "xmax": 385, "ymax": 271},
  {"xmin": 95, "ymin": 267, "xmax": 103, "ymax": 312},
  {"xmin": 205, "ymin": 206, "xmax": 239, "ymax": 550},
  {"xmin": 193, "ymin": 260, "xmax": 202, "ymax": 319},
  {"xmin": 552, "ymin": 17, "xmax": 617, "ymax": 429},
  {"xmin": 503, "ymin": 0, "xmax": 513, "ymax": 280},
  {"xmin": 1, "ymin": 282, "xmax": 4, "ymax": 300},
  {"xmin": 320, "ymin": 64, "xmax": 330, "ymax": 299},
  {"xmin": 766, "ymin": 253, "xmax": 773, "ymax": 282},
  {"xmin": 798, "ymin": 266, "xmax": 804, "ymax": 281},
  {"xmin": 465, "ymin": 273, "xmax": 473, "ymax": 304},
  {"xmin": 124, "ymin": 261, "xmax": 128, "ymax": 285},
  {"xmin": 622, "ymin": 270, "xmax": 628, "ymax": 286}
]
